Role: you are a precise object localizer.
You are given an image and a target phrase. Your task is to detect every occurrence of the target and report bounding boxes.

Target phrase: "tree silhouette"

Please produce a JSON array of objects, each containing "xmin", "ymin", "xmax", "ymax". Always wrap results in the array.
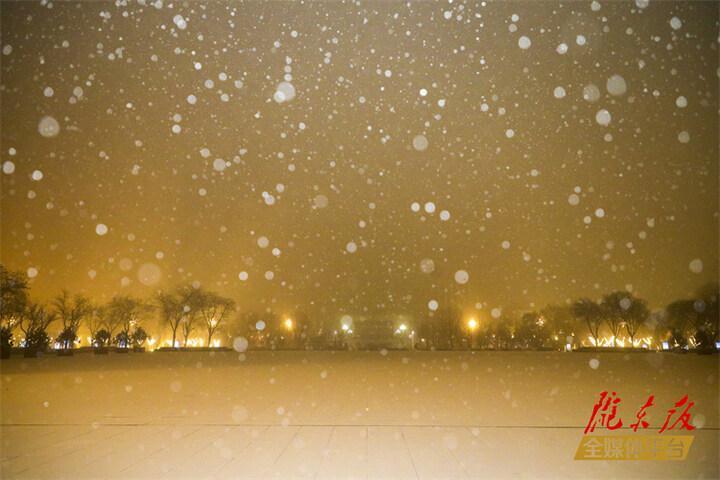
[
  {"xmin": 621, "ymin": 295, "xmax": 649, "ymax": 346},
  {"xmin": 195, "ymin": 289, "xmax": 235, "ymax": 346},
  {"xmin": 540, "ymin": 304, "xmax": 574, "ymax": 349},
  {"xmin": 664, "ymin": 300, "xmax": 696, "ymax": 348},
  {"xmin": 94, "ymin": 329, "xmax": 111, "ymax": 347},
  {"xmin": 602, "ymin": 291, "xmax": 649, "ymax": 347},
  {"xmin": 20, "ymin": 303, "xmax": 56, "ymax": 352},
  {"xmin": 157, "ymin": 291, "xmax": 183, "ymax": 348},
  {"xmin": 85, "ymin": 306, "xmax": 104, "ymax": 347},
  {"xmin": 573, "ymin": 298, "xmax": 603, "ymax": 347},
  {"xmin": 179, "ymin": 286, "xmax": 203, "ymax": 346},
  {"xmin": 1, "ymin": 265, "xmax": 28, "ymax": 332},
  {"xmin": 132, "ymin": 327, "xmax": 148, "ymax": 348},
  {"xmin": 694, "ymin": 283, "xmax": 719, "ymax": 350},
  {"xmin": 52, "ymin": 290, "xmax": 92, "ymax": 349},
  {"xmin": 516, "ymin": 312, "xmax": 545, "ymax": 349},
  {"xmin": 601, "ymin": 292, "xmax": 624, "ymax": 347},
  {"xmin": 493, "ymin": 320, "xmax": 513, "ymax": 350},
  {"xmin": 104, "ymin": 296, "xmax": 149, "ymax": 347},
  {"xmin": 663, "ymin": 283, "xmax": 719, "ymax": 350}
]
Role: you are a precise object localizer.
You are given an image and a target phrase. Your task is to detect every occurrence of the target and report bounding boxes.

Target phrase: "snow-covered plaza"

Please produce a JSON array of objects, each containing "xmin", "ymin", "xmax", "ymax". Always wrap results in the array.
[{"xmin": 1, "ymin": 351, "xmax": 718, "ymax": 478}]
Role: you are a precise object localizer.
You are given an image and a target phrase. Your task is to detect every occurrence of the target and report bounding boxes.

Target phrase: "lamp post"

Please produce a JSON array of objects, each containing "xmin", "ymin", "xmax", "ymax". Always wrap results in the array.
[
  {"xmin": 398, "ymin": 323, "xmax": 412, "ymax": 350},
  {"xmin": 341, "ymin": 323, "xmax": 349, "ymax": 350},
  {"xmin": 283, "ymin": 318, "xmax": 293, "ymax": 348},
  {"xmin": 467, "ymin": 318, "xmax": 478, "ymax": 350}
]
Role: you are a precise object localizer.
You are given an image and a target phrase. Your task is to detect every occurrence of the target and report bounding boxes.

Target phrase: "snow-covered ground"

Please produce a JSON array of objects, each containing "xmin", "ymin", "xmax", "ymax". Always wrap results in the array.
[{"xmin": 1, "ymin": 351, "xmax": 718, "ymax": 478}]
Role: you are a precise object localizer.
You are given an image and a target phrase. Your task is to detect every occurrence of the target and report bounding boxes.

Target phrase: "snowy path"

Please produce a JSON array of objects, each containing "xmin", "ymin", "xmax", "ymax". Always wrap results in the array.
[{"xmin": 1, "ymin": 351, "xmax": 718, "ymax": 478}]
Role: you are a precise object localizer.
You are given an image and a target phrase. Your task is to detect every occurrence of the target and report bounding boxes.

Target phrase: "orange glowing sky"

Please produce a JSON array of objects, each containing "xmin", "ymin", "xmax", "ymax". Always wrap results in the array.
[{"xmin": 1, "ymin": 1, "xmax": 717, "ymax": 320}]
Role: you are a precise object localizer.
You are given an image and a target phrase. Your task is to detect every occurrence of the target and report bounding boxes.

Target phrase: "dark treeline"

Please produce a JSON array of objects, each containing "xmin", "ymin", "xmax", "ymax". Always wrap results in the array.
[
  {"xmin": 1, "ymin": 264, "xmax": 718, "ymax": 356},
  {"xmin": 416, "ymin": 286, "xmax": 717, "ymax": 353}
]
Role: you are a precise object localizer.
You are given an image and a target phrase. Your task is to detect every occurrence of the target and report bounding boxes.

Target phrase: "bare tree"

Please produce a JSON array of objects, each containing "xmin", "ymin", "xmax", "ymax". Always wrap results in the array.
[
  {"xmin": 157, "ymin": 291, "xmax": 183, "ymax": 348},
  {"xmin": 104, "ymin": 296, "xmax": 149, "ymax": 347},
  {"xmin": 101, "ymin": 305, "xmax": 121, "ymax": 341},
  {"xmin": 601, "ymin": 292, "xmax": 625, "ymax": 347},
  {"xmin": 601, "ymin": 291, "xmax": 649, "ymax": 347},
  {"xmin": 19, "ymin": 303, "xmax": 54, "ymax": 336},
  {"xmin": 52, "ymin": 290, "xmax": 92, "ymax": 349},
  {"xmin": 1, "ymin": 265, "xmax": 29, "ymax": 331},
  {"xmin": 572, "ymin": 298, "xmax": 603, "ymax": 347},
  {"xmin": 663, "ymin": 283, "xmax": 719, "ymax": 350},
  {"xmin": 195, "ymin": 289, "xmax": 235, "ymax": 346},
  {"xmin": 621, "ymin": 296, "xmax": 649, "ymax": 346},
  {"xmin": 85, "ymin": 305, "xmax": 104, "ymax": 346},
  {"xmin": 19, "ymin": 303, "xmax": 56, "ymax": 351},
  {"xmin": 178, "ymin": 286, "xmax": 202, "ymax": 347}
]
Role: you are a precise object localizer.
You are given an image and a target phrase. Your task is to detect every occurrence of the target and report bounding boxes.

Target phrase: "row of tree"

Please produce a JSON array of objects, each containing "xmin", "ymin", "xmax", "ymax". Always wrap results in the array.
[
  {"xmin": 412, "ymin": 287, "xmax": 718, "ymax": 352},
  {"xmin": 574, "ymin": 286, "xmax": 718, "ymax": 351},
  {"xmin": 0, "ymin": 266, "xmax": 235, "ymax": 354},
  {"xmin": 1, "ymin": 264, "xmax": 718, "ymax": 354}
]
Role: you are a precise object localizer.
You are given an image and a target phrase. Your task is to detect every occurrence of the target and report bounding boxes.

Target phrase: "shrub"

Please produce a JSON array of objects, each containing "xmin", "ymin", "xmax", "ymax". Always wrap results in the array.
[
  {"xmin": 132, "ymin": 327, "xmax": 148, "ymax": 348},
  {"xmin": 56, "ymin": 327, "xmax": 77, "ymax": 349},
  {"xmin": 25, "ymin": 329, "xmax": 50, "ymax": 351},
  {"xmin": 1, "ymin": 325, "xmax": 13, "ymax": 348},
  {"xmin": 114, "ymin": 331, "xmax": 131, "ymax": 348},
  {"xmin": 94, "ymin": 329, "xmax": 111, "ymax": 347}
]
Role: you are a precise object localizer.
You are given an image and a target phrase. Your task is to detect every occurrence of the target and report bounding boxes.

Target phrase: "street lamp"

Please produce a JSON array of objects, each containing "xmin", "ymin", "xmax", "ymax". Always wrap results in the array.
[
  {"xmin": 396, "ymin": 323, "xmax": 411, "ymax": 350},
  {"xmin": 467, "ymin": 318, "xmax": 478, "ymax": 350},
  {"xmin": 283, "ymin": 318, "xmax": 294, "ymax": 348}
]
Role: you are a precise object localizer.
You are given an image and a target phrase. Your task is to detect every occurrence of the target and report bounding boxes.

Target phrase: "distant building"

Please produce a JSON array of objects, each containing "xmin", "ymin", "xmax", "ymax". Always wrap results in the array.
[{"xmin": 348, "ymin": 317, "xmax": 405, "ymax": 350}]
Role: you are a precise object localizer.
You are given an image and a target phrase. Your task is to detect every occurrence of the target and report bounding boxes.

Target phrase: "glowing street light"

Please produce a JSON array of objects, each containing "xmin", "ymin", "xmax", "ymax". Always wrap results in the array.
[
  {"xmin": 282, "ymin": 317, "xmax": 295, "ymax": 349},
  {"xmin": 395, "ymin": 323, "xmax": 413, "ymax": 350},
  {"xmin": 467, "ymin": 318, "xmax": 478, "ymax": 350}
]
